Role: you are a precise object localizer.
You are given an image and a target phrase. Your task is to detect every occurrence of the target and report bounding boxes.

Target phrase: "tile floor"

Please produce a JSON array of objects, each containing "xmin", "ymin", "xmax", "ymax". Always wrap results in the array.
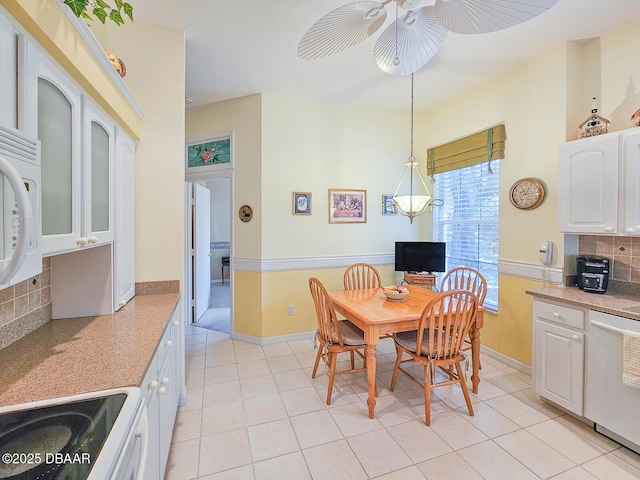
[{"xmin": 164, "ymin": 325, "xmax": 640, "ymax": 480}]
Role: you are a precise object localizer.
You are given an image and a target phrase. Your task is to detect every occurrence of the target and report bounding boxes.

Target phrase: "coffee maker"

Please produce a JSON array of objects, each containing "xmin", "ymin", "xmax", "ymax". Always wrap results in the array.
[{"xmin": 576, "ymin": 256, "xmax": 610, "ymax": 294}]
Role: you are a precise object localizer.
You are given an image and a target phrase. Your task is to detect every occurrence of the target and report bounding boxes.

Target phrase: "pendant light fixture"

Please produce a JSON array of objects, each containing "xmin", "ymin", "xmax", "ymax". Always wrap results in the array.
[{"xmin": 392, "ymin": 73, "xmax": 439, "ymax": 223}]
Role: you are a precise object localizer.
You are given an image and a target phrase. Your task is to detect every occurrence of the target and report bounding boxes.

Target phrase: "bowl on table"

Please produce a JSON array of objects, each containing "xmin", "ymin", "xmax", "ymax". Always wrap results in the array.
[{"xmin": 382, "ymin": 286, "xmax": 408, "ymax": 302}]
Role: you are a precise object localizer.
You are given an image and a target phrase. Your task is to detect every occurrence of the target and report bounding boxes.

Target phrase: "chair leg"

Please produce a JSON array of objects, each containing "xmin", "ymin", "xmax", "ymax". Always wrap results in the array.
[
  {"xmin": 455, "ymin": 362, "xmax": 474, "ymax": 417},
  {"xmin": 424, "ymin": 364, "xmax": 432, "ymax": 425},
  {"xmin": 326, "ymin": 351, "xmax": 338, "ymax": 405},
  {"xmin": 390, "ymin": 345, "xmax": 403, "ymax": 391},
  {"xmin": 350, "ymin": 350, "xmax": 355, "ymax": 369},
  {"xmin": 311, "ymin": 342, "xmax": 324, "ymax": 379}
]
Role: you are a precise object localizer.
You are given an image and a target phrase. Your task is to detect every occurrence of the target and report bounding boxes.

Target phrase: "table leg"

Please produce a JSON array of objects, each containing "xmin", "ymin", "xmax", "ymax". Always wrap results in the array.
[
  {"xmin": 365, "ymin": 344, "xmax": 377, "ymax": 419},
  {"xmin": 470, "ymin": 325, "xmax": 480, "ymax": 394}
]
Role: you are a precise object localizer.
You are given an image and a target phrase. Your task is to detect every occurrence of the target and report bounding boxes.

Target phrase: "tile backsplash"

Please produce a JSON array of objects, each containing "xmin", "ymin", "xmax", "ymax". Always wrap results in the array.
[
  {"xmin": 578, "ymin": 235, "xmax": 640, "ymax": 296},
  {"xmin": 0, "ymin": 258, "xmax": 52, "ymax": 350}
]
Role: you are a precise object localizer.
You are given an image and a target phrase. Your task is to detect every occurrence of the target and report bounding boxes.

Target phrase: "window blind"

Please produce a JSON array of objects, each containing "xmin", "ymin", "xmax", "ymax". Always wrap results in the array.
[{"xmin": 433, "ymin": 160, "xmax": 500, "ymax": 309}]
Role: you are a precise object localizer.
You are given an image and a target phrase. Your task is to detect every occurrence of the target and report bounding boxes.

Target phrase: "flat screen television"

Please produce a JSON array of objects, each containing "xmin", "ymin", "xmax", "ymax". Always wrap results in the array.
[{"xmin": 394, "ymin": 241, "xmax": 446, "ymax": 273}]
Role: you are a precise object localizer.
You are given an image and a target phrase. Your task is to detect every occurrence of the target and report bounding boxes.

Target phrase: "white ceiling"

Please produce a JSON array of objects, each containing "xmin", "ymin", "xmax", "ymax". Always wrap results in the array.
[{"xmin": 134, "ymin": 0, "xmax": 640, "ymax": 112}]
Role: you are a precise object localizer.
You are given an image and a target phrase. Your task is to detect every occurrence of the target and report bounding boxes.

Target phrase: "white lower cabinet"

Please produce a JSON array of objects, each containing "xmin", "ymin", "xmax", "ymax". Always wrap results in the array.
[
  {"xmin": 533, "ymin": 299, "xmax": 586, "ymax": 415},
  {"xmin": 139, "ymin": 308, "xmax": 180, "ymax": 479}
]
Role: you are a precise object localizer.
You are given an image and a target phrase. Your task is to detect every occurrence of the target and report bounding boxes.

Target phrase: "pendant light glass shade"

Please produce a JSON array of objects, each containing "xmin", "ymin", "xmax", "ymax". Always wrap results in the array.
[{"xmin": 392, "ymin": 158, "xmax": 432, "ymax": 223}]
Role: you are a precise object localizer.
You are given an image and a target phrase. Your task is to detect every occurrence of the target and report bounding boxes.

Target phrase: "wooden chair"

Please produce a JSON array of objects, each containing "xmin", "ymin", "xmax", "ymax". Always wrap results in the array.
[
  {"xmin": 439, "ymin": 267, "xmax": 487, "ymax": 305},
  {"xmin": 343, "ymin": 263, "xmax": 382, "ymax": 290},
  {"xmin": 440, "ymin": 267, "xmax": 487, "ymax": 366},
  {"xmin": 309, "ymin": 277, "xmax": 367, "ymax": 405},
  {"xmin": 390, "ymin": 290, "xmax": 478, "ymax": 425}
]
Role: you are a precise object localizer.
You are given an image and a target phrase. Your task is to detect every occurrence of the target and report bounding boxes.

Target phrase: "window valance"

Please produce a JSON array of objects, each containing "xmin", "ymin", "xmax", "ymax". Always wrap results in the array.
[{"xmin": 427, "ymin": 124, "xmax": 505, "ymax": 176}]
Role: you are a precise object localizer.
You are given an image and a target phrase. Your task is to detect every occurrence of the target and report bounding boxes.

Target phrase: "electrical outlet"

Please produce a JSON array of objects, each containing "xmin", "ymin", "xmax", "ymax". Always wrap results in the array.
[{"xmin": 288, "ymin": 305, "xmax": 294, "ymax": 315}]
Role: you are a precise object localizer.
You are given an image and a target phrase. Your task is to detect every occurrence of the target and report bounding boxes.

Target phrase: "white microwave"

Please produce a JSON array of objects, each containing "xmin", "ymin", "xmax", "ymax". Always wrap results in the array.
[{"xmin": 0, "ymin": 124, "xmax": 41, "ymax": 288}]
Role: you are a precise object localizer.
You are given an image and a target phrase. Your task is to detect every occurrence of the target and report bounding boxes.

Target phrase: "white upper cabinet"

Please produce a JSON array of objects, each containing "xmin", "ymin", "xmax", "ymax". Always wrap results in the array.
[
  {"xmin": 83, "ymin": 96, "xmax": 115, "ymax": 245},
  {"xmin": 26, "ymin": 40, "xmax": 83, "ymax": 254},
  {"xmin": 0, "ymin": 12, "xmax": 17, "ymax": 129},
  {"xmin": 114, "ymin": 127, "xmax": 135, "ymax": 310},
  {"xmin": 623, "ymin": 130, "xmax": 640, "ymax": 235},
  {"xmin": 559, "ymin": 127, "xmax": 640, "ymax": 236},
  {"xmin": 559, "ymin": 132, "xmax": 619, "ymax": 234},
  {"xmin": 26, "ymin": 39, "xmax": 118, "ymax": 254}
]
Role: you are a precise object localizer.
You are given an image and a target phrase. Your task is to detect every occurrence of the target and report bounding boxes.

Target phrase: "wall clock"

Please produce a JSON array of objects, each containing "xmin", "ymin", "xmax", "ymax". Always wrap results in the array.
[
  {"xmin": 509, "ymin": 177, "xmax": 546, "ymax": 210},
  {"xmin": 239, "ymin": 204, "xmax": 253, "ymax": 222}
]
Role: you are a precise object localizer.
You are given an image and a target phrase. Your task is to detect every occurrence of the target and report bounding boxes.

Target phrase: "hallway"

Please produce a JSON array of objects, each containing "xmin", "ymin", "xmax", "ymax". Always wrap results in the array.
[{"xmin": 195, "ymin": 284, "xmax": 230, "ymax": 334}]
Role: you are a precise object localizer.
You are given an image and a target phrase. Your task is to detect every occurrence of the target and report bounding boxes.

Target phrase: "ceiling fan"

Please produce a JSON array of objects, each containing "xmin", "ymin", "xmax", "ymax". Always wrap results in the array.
[{"xmin": 298, "ymin": 0, "xmax": 560, "ymax": 76}]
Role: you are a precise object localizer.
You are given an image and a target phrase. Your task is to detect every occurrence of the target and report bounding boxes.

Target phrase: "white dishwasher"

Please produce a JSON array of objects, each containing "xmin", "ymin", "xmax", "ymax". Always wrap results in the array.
[{"xmin": 586, "ymin": 310, "xmax": 640, "ymax": 454}]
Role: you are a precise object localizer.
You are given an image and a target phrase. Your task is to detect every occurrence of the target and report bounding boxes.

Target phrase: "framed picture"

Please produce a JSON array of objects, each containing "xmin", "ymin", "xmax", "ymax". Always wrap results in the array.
[
  {"xmin": 186, "ymin": 134, "xmax": 232, "ymax": 177},
  {"xmin": 382, "ymin": 194, "xmax": 397, "ymax": 215},
  {"xmin": 328, "ymin": 189, "xmax": 367, "ymax": 223},
  {"xmin": 293, "ymin": 192, "xmax": 312, "ymax": 215}
]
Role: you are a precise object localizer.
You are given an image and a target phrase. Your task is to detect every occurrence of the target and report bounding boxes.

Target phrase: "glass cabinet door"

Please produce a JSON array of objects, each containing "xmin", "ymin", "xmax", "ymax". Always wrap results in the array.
[
  {"xmin": 38, "ymin": 78, "xmax": 73, "ymax": 236},
  {"xmin": 84, "ymin": 98, "xmax": 114, "ymax": 243},
  {"xmin": 91, "ymin": 121, "xmax": 110, "ymax": 233}
]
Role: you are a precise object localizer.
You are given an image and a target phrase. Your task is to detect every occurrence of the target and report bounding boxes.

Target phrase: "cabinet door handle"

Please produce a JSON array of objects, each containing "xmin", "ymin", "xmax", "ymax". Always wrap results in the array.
[
  {"xmin": 77, "ymin": 237, "xmax": 88, "ymax": 246},
  {"xmin": 552, "ymin": 312, "xmax": 560, "ymax": 318},
  {"xmin": 88, "ymin": 236, "xmax": 98, "ymax": 243},
  {"xmin": 148, "ymin": 380, "xmax": 158, "ymax": 390},
  {"xmin": 571, "ymin": 334, "xmax": 580, "ymax": 341},
  {"xmin": 158, "ymin": 387, "xmax": 166, "ymax": 395},
  {"xmin": 173, "ymin": 320, "xmax": 178, "ymax": 326},
  {"xmin": 604, "ymin": 227, "xmax": 613, "ymax": 232},
  {"xmin": 161, "ymin": 377, "xmax": 169, "ymax": 385},
  {"xmin": 626, "ymin": 228, "xmax": 634, "ymax": 234},
  {"xmin": 165, "ymin": 340, "xmax": 172, "ymax": 348}
]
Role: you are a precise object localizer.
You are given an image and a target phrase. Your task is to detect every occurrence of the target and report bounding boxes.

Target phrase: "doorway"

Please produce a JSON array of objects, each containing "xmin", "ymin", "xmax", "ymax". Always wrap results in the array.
[{"xmin": 185, "ymin": 176, "xmax": 232, "ymax": 335}]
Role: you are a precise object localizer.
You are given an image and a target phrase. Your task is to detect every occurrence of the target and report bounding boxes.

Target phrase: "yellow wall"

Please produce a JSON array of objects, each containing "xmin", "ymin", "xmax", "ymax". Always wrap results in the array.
[
  {"xmin": 259, "ymin": 265, "xmax": 399, "ymax": 339},
  {"xmin": 103, "ymin": 22, "xmax": 186, "ymax": 283},
  {"xmin": 482, "ymin": 276, "xmax": 541, "ymax": 365},
  {"xmin": 260, "ymin": 93, "xmax": 431, "ymax": 258},
  {"xmin": 185, "ymin": 95, "xmax": 263, "ymax": 258},
  {"xmin": 600, "ymin": 17, "xmax": 640, "ymax": 129}
]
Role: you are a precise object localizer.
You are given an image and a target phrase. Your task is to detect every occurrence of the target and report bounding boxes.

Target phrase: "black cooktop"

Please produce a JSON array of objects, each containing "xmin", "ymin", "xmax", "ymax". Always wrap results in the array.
[{"xmin": 0, "ymin": 393, "xmax": 126, "ymax": 480}]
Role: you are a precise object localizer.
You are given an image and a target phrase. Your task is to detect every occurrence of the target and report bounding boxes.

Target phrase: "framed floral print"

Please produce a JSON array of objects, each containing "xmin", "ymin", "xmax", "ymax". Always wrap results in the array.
[
  {"xmin": 293, "ymin": 192, "xmax": 312, "ymax": 215},
  {"xmin": 186, "ymin": 134, "xmax": 232, "ymax": 178},
  {"xmin": 328, "ymin": 189, "xmax": 367, "ymax": 223},
  {"xmin": 382, "ymin": 194, "xmax": 398, "ymax": 215}
]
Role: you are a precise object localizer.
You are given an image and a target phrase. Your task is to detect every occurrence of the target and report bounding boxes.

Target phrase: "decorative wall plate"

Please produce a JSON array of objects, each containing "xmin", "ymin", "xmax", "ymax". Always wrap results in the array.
[{"xmin": 239, "ymin": 205, "xmax": 253, "ymax": 222}]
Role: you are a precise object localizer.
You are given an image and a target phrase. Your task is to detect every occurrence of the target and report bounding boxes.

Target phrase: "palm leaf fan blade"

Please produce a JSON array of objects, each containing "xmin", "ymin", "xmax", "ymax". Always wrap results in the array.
[
  {"xmin": 298, "ymin": 1, "xmax": 387, "ymax": 59},
  {"xmin": 434, "ymin": 0, "xmax": 560, "ymax": 34},
  {"xmin": 374, "ymin": 7, "xmax": 447, "ymax": 76}
]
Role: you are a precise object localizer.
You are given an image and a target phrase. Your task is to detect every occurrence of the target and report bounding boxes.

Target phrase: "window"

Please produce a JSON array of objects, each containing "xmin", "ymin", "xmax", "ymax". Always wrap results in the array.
[{"xmin": 432, "ymin": 161, "xmax": 499, "ymax": 309}]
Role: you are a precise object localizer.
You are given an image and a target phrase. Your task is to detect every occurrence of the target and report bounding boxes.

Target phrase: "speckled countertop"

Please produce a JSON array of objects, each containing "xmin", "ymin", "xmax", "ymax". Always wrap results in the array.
[
  {"xmin": 526, "ymin": 286, "xmax": 640, "ymax": 321},
  {"xmin": 0, "ymin": 291, "xmax": 179, "ymax": 408}
]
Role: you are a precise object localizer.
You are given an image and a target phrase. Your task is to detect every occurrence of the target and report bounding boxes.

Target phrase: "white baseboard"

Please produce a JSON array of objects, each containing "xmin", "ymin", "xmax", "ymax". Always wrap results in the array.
[
  {"xmin": 480, "ymin": 345, "xmax": 531, "ymax": 376},
  {"xmin": 233, "ymin": 330, "xmax": 316, "ymax": 346}
]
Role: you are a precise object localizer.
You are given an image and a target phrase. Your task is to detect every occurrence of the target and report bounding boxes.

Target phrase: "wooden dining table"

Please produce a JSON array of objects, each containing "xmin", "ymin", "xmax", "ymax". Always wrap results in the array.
[{"xmin": 328, "ymin": 285, "xmax": 485, "ymax": 419}]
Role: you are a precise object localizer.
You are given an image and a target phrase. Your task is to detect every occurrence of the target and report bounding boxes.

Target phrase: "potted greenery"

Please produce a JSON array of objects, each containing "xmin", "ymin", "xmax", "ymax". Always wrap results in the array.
[{"xmin": 63, "ymin": 0, "xmax": 133, "ymax": 25}]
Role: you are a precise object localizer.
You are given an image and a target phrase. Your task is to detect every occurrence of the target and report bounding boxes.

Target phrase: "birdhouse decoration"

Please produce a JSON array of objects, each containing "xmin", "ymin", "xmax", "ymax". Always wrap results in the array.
[
  {"xmin": 578, "ymin": 97, "xmax": 610, "ymax": 138},
  {"xmin": 104, "ymin": 50, "xmax": 127, "ymax": 78},
  {"xmin": 631, "ymin": 107, "xmax": 640, "ymax": 127}
]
